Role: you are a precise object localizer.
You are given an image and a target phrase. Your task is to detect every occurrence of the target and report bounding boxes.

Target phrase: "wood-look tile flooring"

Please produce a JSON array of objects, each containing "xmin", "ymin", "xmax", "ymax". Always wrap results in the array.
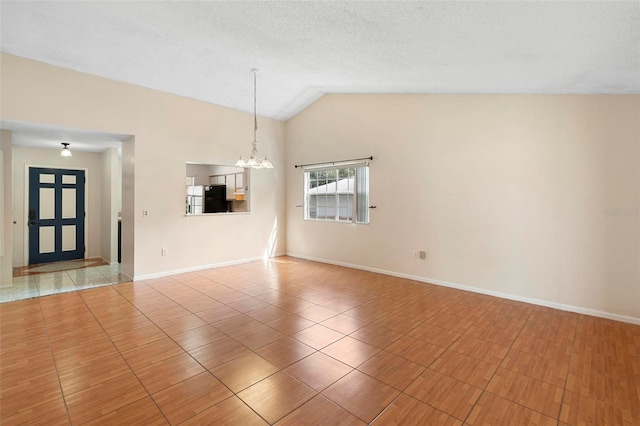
[{"xmin": 1, "ymin": 256, "xmax": 638, "ymax": 425}]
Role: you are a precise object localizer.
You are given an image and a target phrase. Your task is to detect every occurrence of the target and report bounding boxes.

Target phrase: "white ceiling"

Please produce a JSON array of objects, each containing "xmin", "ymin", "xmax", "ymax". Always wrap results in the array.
[
  {"xmin": 1, "ymin": 1, "xmax": 638, "ymax": 122},
  {"xmin": 1, "ymin": 119, "xmax": 129, "ymax": 153}
]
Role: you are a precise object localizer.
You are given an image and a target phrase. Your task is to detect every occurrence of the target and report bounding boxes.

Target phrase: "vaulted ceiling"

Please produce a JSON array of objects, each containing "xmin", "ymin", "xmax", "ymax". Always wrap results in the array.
[{"xmin": 2, "ymin": 1, "xmax": 639, "ymax": 123}]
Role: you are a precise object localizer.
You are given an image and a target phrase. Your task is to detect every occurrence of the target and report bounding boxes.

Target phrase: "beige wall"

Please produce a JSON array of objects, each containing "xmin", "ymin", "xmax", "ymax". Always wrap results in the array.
[
  {"xmin": 11, "ymin": 146, "xmax": 104, "ymax": 266},
  {"xmin": 4, "ymin": 53, "xmax": 637, "ymax": 322},
  {"xmin": 1, "ymin": 53, "xmax": 286, "ymax": 278},
  {"xmin": 100, "ymin": 148, "xmax": 120, "ymax": 263},
  {"xmin": 1, "ymin": 131, "xmax": 13, "ymax": 284},
  {"xmin": 286, "ymin": 94, "xmax": 640, "ymax": 321},
  {"xmin": 120, "ymin": 137, "xmax": 135, "ymax": 279}
]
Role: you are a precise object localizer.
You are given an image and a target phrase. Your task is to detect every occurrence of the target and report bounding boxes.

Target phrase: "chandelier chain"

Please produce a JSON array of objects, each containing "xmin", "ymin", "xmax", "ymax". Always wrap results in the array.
[
  {"xmin": 253, "ymin": 69, "xmax": 257, "ymax": 143},
  {"xmin": 235, "ymin": 67, "xmax": 273, "ymax": 169}
]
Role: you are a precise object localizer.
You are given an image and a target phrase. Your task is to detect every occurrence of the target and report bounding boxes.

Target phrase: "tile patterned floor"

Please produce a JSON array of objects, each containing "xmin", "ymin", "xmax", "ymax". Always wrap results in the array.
[
  {"xmin": 13, "ymin": 258, "xmax": 111, "ymax": 276},
  {"xmin": 0, "ymin": 256, "xmax": 638, "ymax": 425},
  {"xmin": 2, "ymin": 263, "xmax": 126, "ymax": 303}
]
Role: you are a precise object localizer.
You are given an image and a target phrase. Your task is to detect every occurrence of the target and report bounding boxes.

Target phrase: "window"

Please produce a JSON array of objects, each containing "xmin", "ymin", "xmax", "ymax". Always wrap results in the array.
[{"xmin": 304, "ymin": 163, "xmax": 369, "ymax": 224}]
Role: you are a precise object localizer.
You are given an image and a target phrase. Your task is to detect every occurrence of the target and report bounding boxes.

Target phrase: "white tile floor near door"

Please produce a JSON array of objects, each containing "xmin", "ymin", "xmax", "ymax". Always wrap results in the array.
[{"xmin": 1, "ymin": 264, "xmax": 128, "ymax": 303}]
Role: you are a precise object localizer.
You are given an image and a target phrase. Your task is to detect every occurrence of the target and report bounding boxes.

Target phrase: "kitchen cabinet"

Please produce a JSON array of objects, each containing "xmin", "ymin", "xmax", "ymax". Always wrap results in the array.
[{"xmin": 210, "ymin": 172, "xmax": 245, "ymax": 201}]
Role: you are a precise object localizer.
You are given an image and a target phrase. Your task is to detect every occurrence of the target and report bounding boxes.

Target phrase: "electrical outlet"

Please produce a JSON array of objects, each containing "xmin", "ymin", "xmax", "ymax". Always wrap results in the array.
[
  {"xmin": 143, "ymin": 209, "xmax": 150, "ymax": 217},
  {"xmin": 414, "ymin": 250, "xmax": 426, "ymax": 260},
  {"xmin": 161, "ymin": 248, "xmax": 167, "ymax": 256}
]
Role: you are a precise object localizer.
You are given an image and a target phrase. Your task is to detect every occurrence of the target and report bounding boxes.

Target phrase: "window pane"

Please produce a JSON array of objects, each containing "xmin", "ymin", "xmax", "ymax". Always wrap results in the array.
[
  {"xmin": 317, "ymin": 194, "xmax": 329, "ymax": 219},
  {"xmin": 338, "ymin": 194, "xmax": 353, "ymax": 221},
  {"xmin": 308, "ymin": 194, "xmax": 317, "ymax": 219},
  {"xmin": 327, "ymin": 169, "xmax": 337, "ymax": 185},
  {"xmin": 318, "ymin": 169, "xmax": 327, "ymax": 190},
  {"xmin": 346, "ymin": 168, "xmax": 354, "ymax": 192}
]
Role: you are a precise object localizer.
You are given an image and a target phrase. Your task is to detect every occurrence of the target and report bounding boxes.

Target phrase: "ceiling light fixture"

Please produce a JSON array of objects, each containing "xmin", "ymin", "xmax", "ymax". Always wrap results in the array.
[
  {"xmin": 235, "ymin": 69, "xmax": 273, "ymax": 169},
  {"xmin": 60, "ymin": 142, "xmax": 72, "ymax": 157}
]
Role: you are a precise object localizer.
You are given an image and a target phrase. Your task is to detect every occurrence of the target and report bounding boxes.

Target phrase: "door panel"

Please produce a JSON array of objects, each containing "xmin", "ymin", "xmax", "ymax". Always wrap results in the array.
[
  {"xmin": 62, "ymin": 188, "xmax": 76, "ymax": 218},
  {"xmin": 39, "ymin": 188, "xmax": 55, "ymax": 219},
  {"xmin": 39, "ymin": 226, "xmax": 55, "ymax": 253},
  {"xmin": 28, "ymin": 167, "xmax": 85, "ymax": 264},
  {"xmin": 62, "ymin": 225, "xmax": 77, "ymax": 251}
]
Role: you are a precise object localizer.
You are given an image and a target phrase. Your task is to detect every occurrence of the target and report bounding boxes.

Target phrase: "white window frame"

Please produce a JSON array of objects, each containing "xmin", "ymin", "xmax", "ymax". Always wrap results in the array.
[{"xmin": 303, "ymin": 161, "xmax": 369, "ymax": 224}]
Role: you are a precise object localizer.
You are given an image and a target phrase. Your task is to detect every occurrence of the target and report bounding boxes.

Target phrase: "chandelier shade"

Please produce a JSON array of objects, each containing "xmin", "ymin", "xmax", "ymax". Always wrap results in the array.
[
  {"xmin": 235, "ymin": 69, "xmax": 273, "ymax": 169},
  {"xmin": 60, "ymin": 142, "xmax": 72, "ymax": 157}
]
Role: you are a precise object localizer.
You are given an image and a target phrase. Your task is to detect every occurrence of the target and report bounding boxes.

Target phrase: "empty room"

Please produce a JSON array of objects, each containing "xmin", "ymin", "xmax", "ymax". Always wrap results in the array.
[{"xmin": 0, "ymin": 1, "xmax": 638, "ymax": 425}]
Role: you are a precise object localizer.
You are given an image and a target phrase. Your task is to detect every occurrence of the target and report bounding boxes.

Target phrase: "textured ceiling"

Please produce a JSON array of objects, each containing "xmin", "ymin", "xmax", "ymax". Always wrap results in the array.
[
  {"xmin": 1, "ymin": 1, "xmax": 639, "ymax": 121},
  {"xmin": 1, "ymin": 119, "xmax": 129, "ymax": 153}
]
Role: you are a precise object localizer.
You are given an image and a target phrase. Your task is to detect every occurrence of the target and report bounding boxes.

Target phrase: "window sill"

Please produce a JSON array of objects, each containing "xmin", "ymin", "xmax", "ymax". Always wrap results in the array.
[
  {"xmin": 185, "ymin": 212, "xmax": 251, "ymax": 217},
  {"xmin": 304, "ymin": 218, "xmax": 368, "ymax": 225}
]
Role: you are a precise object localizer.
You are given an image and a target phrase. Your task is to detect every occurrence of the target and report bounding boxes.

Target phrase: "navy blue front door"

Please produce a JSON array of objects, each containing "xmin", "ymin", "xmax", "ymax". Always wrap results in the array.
[{"xmin": 28, "ymin": 167, "xmax": 85, "ymax": 265}]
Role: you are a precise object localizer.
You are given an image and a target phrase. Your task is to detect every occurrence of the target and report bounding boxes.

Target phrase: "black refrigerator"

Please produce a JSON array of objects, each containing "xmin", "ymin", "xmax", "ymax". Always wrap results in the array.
[{"xmin": 204, "ymin": 185, "xmax": 228, "ymax": 213}]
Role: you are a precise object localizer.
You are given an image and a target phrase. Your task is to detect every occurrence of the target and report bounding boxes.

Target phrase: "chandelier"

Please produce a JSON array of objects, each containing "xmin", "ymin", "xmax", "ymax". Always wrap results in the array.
[
  {"xmin": 60, "ymin": 142, "xmax": 72, "ymax": 157},
  {"xmin": 235, "ymin": 68, "xmax": 273, "ymax": 169}
]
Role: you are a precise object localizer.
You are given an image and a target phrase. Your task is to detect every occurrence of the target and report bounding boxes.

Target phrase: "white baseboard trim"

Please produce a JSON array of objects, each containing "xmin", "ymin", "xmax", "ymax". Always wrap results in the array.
[
  {"xmin": 286, "ymin": 252, "xmax": 640, "ymax": 326},
  {"xmin": 133, "ymin": 253, "xmax": 287, "ymax": 282}
]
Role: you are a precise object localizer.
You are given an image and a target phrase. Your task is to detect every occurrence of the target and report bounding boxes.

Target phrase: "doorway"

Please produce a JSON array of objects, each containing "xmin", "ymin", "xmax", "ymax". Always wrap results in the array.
[
  {"xmin": 28, "ymin": 167, "xmax": 86, "ymax": 264},
  {"xmin": 0, "ymin": 121, "xmax": 134, "ymax": 303}
]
